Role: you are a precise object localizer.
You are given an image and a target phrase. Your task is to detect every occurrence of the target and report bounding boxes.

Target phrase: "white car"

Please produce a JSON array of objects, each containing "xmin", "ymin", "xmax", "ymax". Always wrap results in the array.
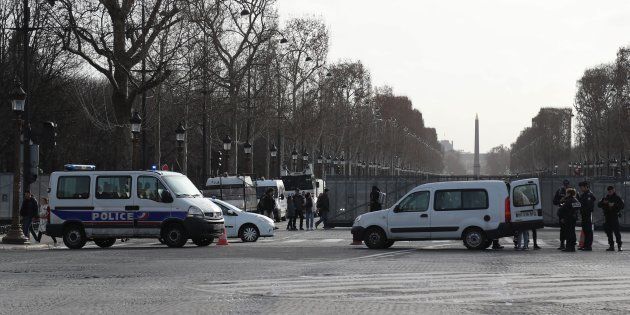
[{"xmin": 210, "ymin": 198, "xmax": 275, "ymax": 242}]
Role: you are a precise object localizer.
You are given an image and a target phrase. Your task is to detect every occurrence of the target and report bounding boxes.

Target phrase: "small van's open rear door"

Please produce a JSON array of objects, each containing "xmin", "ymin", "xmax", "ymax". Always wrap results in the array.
[{"xmin": 510, "ymin": 178, "xmax": 543, "ymax": 222}]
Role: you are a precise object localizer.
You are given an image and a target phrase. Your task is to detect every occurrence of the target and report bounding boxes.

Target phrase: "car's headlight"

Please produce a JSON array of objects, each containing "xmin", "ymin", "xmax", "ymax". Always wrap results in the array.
[{"xmin": 188, "ymin": 206, "xmax": 204, "ymax": 218}]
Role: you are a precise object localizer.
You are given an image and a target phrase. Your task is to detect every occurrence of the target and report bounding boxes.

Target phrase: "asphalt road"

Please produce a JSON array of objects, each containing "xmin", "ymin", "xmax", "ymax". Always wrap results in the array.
[{"xmin": 1, "ymin": 228, "xmax": 629, "ymax": 314}]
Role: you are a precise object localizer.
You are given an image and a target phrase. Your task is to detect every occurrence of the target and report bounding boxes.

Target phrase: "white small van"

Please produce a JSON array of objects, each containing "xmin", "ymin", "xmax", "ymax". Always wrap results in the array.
[
  {"xmin": 47, "ymin": 165, "xmax": 225, "ymax": 249},
  {"xmin": 351, "ymin": 179, "xmax": 544, "ymax": 249},
  {"xmin": 255, "ymin": 179, "xmax": 287, "ymax": 220}
]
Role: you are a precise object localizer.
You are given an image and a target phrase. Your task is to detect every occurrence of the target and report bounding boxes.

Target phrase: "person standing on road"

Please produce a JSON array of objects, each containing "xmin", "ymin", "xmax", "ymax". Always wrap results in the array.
[
  {"xmin": 577, "ymin": 181, "xmax": 595, "ymax": 251},
  {"xmin": 515, "ymin": 229, "xmax": 529, "ymax": 250},
  {"xmin": 553, "ymin": 179, "xmax": 571, "ymax": 250},
  {"xmin": 369, "ymin": 186, "xmax": 382, "ymax": 212},
  {"xmin": 315, "ymin": 189, "xmax": 330, "ymax": 229},
  {"xmin": 293, "ymin": 189, "xmax": 305, "ymax": 230},
  {"xmin": 260, "ymin": 188, "xmax": 276, "ymax": 220},
  {"xmin": 558, "ymin": 188, "xmax": 581, "ymax": 252},
  {"xmin": 598, "ymin": 186, "xmax": 624, "ymax": 251},
  {"xmin": 304, "ymin": 192, "xmax": 314, "ymax": 230},
  {"xmin": 19, "ymin": 191, "xmax": 38, "ymax": 240},
  {"xmin": 286, "ymin": 195, "xmax": 296, "ymax": 231}
]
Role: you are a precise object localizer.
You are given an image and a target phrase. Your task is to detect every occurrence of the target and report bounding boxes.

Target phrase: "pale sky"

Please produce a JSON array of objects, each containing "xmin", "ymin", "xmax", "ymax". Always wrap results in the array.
[{"xmin": 277, "ymin": 0, "xmax": 630, "ymax": 152}]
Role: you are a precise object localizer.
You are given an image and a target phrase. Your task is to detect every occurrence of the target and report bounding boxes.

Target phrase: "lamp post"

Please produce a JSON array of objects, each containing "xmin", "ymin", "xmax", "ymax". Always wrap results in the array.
[
  {"xmin": 223, "ymin": 135, "xmax": 232, "ymax": 175},
  {"xmin": 291, "ymin": 149, "xmax": 298, "ymax": 172},
  {"xmin": 243, "ymin": 141, "xmax": 252, "ymax": 175},
  {"xmin": 333, "ymin": 157, "xmax": 339, "ymax": 175},
  {"xmin": 175, "ymin": 122, "xmax": 187, "ymax": 174},
  {"xmin": 2, "ymin": 81, "xmax": 29, "ymax": 244},
  {"xmin": 316, "ymin": 155, "xmax": 323, "ymax": 178},
  {"xmin": 325, "ymin": 155, "xmax": 331, "ymax": 177},
  {"xmin": 302, "ymin": 151, "xmax": 309, "ymax": 172},
  {"xmin": 270, "ymin": 144, "xmax": 278, "ymax": 178},
  {"xmin": 130, "ymin": 111, "xmax": 142, "ymax": 170}
]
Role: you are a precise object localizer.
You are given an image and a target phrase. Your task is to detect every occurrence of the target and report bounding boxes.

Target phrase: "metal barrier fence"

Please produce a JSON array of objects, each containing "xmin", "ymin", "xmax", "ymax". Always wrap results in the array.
[
  {"xmin": 326, "ymin": 175, "xmax": 630, "ymax": 228},
  {"xmin": 0, "ymin": 174, "xmax": 50, "ymax": 223}
]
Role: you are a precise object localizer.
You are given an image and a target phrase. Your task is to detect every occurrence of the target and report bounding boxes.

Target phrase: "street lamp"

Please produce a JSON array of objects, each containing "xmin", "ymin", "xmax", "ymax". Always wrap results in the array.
[
  {"xmin": 240, "ymin": 8, "xmax": 250, "ymax": 15},
  {"xmin": 223, "ymin": 135, "xmax": 232, "ymax": 175},
  {"xmin": 2, "ymin": 81, "xmax": 29, "ymax": 245},
  {"xmin": 243, "ymin": 141, "xmax": 252, "ymax": 174},
  {"xmin": 130, "ymin": 111, "xmax": 142, "ymax": 170},
  {"xmin": 175, "ymin": 122, "xmax": 187, "ymax": 174}
]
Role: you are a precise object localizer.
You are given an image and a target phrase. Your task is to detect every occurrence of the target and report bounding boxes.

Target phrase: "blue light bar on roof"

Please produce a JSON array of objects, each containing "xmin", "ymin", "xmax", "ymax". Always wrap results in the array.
[{"xmin": 64, "ymin": 164, "xmax": 96, "ymax": 171}]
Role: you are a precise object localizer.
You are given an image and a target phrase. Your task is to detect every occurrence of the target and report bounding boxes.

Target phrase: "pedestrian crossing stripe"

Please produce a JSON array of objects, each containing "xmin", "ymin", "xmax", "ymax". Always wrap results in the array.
[{"xmin": 193, "ymin": 272, "xmax": 630, "ymax": 304}]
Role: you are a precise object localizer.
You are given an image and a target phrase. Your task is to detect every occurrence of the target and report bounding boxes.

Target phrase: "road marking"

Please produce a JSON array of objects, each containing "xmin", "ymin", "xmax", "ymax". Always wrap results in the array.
[
  {"xmin": 320, "ymin": 239, "xmax": 344, "ymax": 243},
  {"xmin": 283, "ymin": 239, "xmax": 306, "ymax": 243}
]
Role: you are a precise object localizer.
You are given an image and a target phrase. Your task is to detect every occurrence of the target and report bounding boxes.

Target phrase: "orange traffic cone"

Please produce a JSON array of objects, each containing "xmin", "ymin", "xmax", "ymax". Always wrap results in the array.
[
  {"xmin": 578, "ymin": 230, "xmax": 585, "ymax": 249},
  {"xmin": 217, "ymin": 228, "xmax": 229, "ymax": 246}
]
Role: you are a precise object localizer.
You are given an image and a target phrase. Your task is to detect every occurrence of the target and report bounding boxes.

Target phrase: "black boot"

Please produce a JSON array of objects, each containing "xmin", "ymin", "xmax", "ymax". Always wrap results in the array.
[
  {"xmin": 618, "ymin": 244, "xmax": 623, "ymax": 252},
  {"xmin": 606, "ymin": 245, "xmax": 615, "ymax": 251}
]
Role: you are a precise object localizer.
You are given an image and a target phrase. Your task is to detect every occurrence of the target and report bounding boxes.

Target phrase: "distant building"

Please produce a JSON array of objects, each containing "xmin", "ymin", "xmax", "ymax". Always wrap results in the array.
[
  {"xmin": 460, "ymin": 152, "xmax": 488, "ymax": 176},
  {"xmin": 440, "ymin": 140, "xmax": 454, "ymax": 152}
]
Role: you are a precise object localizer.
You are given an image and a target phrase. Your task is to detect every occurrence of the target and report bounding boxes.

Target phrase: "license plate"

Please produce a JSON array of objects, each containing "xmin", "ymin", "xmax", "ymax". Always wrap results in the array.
[{"xmin": 516, "ymin": 210, "xmax": 534, "ymax": 218}]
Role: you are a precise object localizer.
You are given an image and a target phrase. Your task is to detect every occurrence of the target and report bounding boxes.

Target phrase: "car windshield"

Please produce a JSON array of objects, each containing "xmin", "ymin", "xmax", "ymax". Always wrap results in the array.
[
  {"xmin": 281, "ymin": 175, "xmax": 314, "ymax": 191},
  {"xmin": 163, "ymin": 175, "xmax": 202, "ymax": 198}
]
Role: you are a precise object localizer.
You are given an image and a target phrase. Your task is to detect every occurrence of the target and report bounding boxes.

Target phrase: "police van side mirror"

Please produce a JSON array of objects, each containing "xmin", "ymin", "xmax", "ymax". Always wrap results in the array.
[{"xmin": 162, "ymin": 191, "xmax": 174, "ymax": 203}]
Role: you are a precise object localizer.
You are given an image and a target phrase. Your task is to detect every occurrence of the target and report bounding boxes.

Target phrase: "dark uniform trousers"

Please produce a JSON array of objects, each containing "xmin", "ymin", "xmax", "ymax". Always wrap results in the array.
[{"xmin": 604, "ymin": 215, "xmax": 622, "ymax": 246}]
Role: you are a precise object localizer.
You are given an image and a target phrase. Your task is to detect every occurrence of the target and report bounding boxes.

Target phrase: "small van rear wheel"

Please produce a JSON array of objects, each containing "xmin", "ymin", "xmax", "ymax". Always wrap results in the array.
[
  {"xmin": 364, "ymin": 227, "xmax": 387, "ymax": 249},
  {"xmin": 162, "ymin": 224, "xmax": 188, "ymax": 248},
  {"xmin": 94, "ymin": 238, "xmax": 116, "ymax": 248},
  {"xmin": 463, "ymin": 228, "xmax": 486, "ymax": 250},
  {"xmin": 63, "ymin": 224, "xmax": 87, "ymax": 249}
]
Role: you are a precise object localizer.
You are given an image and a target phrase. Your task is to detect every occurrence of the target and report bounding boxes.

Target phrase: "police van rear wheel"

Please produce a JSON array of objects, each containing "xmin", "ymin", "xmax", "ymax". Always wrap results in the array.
[
  {"xmin": 63, "ymin": 225, "xmax": 87, "ymax": 250},
  {"xmin": 162, "ymin": 224, "xmax": 187, "ymax": 248},
  {"xmin": 193, "ymin": 237, "xmax": 213, "ymax": 247},
  {"xmin": 94, "ymin": 238, "xmax": 116, "ymax": 248}
]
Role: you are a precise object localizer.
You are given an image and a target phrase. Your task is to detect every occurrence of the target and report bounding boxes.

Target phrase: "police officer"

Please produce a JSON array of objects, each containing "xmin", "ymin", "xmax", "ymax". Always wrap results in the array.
[
  {"xmin": 553, "ymin": 179, "xmax": 571, "ymax": 250},
  {"xmin": 598, "ymin": 186, "xmax": 625, "ymax": 251},
  {"xmin": 558, "ymin": 188, "xmax": 580, "ymax": 252},
  {"xmin": 577, "ymin": 181, "xmax": 595, "ymax": 251}
]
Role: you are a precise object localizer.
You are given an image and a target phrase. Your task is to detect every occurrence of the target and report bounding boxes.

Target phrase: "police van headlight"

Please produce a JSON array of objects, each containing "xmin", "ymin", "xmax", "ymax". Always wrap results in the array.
[{"xmin": 188, "ymin": 206, "xmax": 204, "ymax": 218}]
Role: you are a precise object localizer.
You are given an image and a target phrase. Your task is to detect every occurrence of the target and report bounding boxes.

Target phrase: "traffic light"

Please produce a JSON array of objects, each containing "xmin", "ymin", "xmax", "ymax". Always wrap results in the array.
[{"xmin": 28, "ymin": 144, "xmax": 39, "ymax": 184}]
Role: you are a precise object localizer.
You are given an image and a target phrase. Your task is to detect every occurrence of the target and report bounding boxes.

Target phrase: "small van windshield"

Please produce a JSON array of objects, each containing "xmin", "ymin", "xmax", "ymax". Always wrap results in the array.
[{"xmin": 163, "ymin": 175, "xmax": 201, "ymax": 198}]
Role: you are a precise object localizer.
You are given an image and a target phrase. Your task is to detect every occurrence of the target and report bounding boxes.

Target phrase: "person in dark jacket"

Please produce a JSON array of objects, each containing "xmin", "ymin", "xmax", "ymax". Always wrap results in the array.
[
  {"xmin": 558, "ymin": 188, "xmax": 580, "ymax": 252},
  {"xmin": 598, "ymin": 186, "xmax": 625, "ymax": 251},
  {"xmin": 260, "ymin": 188, "xmax": 276, "ymax": 220},
  {"xmin": 578, "ymin": 181, "xmax": 595, "ymax": 251},
  {"xmin": 19, "ymin": 191, "xmax": 39, "ymax": 239},
  {"xmin": 315, "ymin": 189, "xmax": 331, "ymax": 229},
  {"xmin": 304, "ymin": 192, "xmax": 315, "ymax": 230},
  {"xmin": 286, "ymin": 195, "xmax": 296, "ymax": 231},
  {"xmin": 553, "ymin": 179, "xmax": 571, "ymax": 250},
  {"xmin": 369, "ymin": 186, "xmax": 382, "ymax": 212},
  {"xmin": 293, "ymin": 189, "xmax": 305, "ymax": 230}
]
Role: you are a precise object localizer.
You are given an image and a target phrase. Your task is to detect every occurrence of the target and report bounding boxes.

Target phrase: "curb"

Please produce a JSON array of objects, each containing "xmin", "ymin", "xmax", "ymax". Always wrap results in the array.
[{"xmin": 0, "ymin": 243, "xmax": 55, "ymax": 251}]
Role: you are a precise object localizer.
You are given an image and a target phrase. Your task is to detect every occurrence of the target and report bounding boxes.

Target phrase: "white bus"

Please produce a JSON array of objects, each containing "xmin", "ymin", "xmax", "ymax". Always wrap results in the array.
[{"xmin": 203, "ymin": 176, "xmax": 257, "ymax": 212}]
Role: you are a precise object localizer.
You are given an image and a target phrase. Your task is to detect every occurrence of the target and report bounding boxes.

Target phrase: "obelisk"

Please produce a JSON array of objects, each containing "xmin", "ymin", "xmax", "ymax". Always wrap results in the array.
[{"xmin": 474, "ymin": 114, "xmax": 480, "ymax": 179}]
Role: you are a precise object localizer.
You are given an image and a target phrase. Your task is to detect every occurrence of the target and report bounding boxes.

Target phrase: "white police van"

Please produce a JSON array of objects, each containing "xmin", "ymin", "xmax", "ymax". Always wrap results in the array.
[
  {"xmin": 46, "ymin": 165, "xmax": 224, "ymax": 249},
  {"xmin": 351, "ymin": 179, "xmax": 544, "ymax": 249}
]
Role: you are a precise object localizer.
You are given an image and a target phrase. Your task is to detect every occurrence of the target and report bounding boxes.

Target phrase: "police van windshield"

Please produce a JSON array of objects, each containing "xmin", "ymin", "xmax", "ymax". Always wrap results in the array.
[{"xmin": 163, "ymin": 175, "xmax": 202, "ymax": 198}]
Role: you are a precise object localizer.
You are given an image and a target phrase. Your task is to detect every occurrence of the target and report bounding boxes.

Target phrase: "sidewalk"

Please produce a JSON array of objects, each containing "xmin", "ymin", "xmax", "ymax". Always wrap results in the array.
[{"xmin": 0, "ymin": 235, "xmax": 60, "ymax": 250}]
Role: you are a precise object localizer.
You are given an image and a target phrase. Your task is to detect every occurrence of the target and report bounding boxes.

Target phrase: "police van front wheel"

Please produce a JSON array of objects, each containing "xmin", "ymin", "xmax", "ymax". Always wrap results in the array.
[
  {"xmin": 94, "ymin": 238, "xmax": 116, "ymax": 248},
  {"xmin": 162, "ymin": 224, "xmax": 188, "ymax": 248},
  {"xmin": 63, "ymin": 225, "xmax": 87, "ymax": 249}
]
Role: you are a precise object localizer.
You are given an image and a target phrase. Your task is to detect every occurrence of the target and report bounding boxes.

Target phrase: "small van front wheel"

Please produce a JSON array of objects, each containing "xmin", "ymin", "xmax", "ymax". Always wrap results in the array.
[
  {"xmin": 463, "ymin": 228, "xmax": 486, "ymax": 250},
  {"xmin": 162, "ymin": 224, "xmax": 188, "ymax": 248},
  {"xmin": 364, "ymin": 227, "xmax": 387, "ymax": 249},
  {"xmin": 63, "ymin": 225, "xmax": 87, "ymax": 249}
]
